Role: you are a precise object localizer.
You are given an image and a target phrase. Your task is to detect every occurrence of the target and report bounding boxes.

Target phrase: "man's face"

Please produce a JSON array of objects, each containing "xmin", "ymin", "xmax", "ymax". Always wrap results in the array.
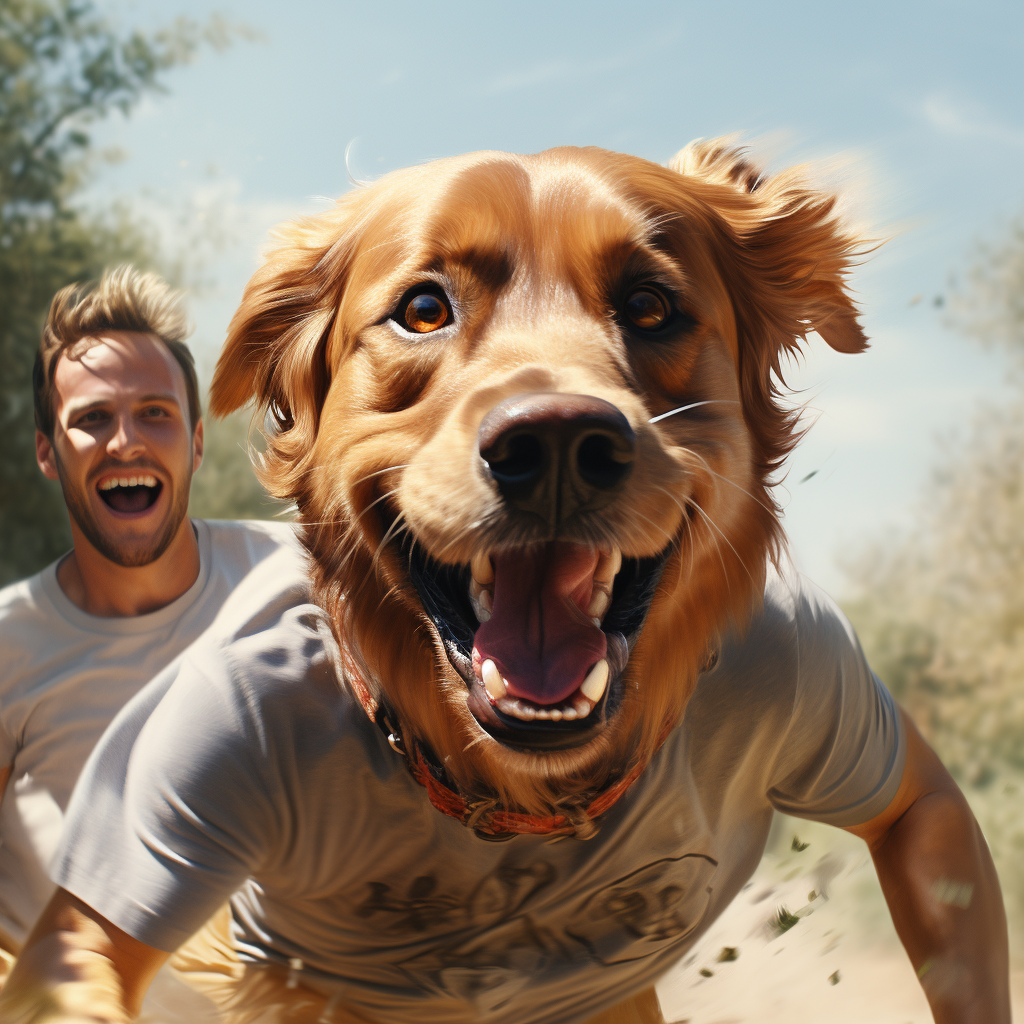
[{"xmin": 37, "ymin": 331, "xmax": 203, "ymax": 568}]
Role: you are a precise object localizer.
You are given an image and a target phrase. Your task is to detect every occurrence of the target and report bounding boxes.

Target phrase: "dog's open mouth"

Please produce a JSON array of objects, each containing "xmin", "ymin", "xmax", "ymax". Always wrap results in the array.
[
  {"xmin": 408, "ymin": 540, "xmax": 670, "ymax": 751},
  {"xmin": 97, "ymin": 475, "xmax": 162, "ymax": 514}
]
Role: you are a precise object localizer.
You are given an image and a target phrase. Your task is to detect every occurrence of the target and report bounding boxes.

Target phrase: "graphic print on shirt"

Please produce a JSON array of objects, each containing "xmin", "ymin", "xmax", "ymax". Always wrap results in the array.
[
  {"xmin": 352, "ymin": 853, "xmax": 717, "ymax": 1013},
  {"xmin": 565, "ymin": 853, "xmax": 718, "ymax": 964}
]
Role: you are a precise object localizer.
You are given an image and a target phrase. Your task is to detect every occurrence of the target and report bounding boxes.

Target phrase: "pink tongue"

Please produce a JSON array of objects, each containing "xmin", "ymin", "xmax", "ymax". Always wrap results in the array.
[
  {"xmin": 473, "ymin": 543, "xmax": 607, "ymax": 706},
  {"xmin": 104, "ymin": 487, "xmax": 154, "ymax": 514}
]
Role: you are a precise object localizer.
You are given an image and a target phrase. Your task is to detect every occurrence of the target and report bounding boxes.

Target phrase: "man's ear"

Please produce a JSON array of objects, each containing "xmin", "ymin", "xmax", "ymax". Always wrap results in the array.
[
  {"xmin": 191, "ymin": 418, "xmax": 204, "ymax": 475},
  {"xmin": 209, "ymin": 204, "xmax": 358, "ymax": 497},
  {"xmin": 36, "ymin": 430, "xmax": 59, "ymax": 481}
]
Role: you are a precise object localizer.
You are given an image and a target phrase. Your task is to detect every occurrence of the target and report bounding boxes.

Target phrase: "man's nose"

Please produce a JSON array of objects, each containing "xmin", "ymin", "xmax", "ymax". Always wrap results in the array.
[{"xmin": 106, "ymin": 413, "xmax": 146, "ymax": 458}]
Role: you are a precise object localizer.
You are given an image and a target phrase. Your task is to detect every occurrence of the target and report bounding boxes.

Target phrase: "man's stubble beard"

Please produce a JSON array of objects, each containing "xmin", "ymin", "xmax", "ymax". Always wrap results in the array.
[{"xmin": 56, "ymin": 454, "xmax": 192, "ymax": 568}]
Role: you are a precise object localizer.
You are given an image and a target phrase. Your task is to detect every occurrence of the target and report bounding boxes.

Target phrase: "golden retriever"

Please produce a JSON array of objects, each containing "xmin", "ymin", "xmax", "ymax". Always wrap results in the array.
[{"xmin": 211, "ymin": 139, "xmax": 863, "ymax": 841}]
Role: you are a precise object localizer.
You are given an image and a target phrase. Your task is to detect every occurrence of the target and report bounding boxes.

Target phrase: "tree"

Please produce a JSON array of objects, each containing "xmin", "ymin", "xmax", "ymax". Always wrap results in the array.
[
  {"xmin": 0, "ymin": 0, "xmax": 271, "ymax": 586},
  {"xmin": 843, "ymin": 216, "xmax": 1024, "ymax": 946}
]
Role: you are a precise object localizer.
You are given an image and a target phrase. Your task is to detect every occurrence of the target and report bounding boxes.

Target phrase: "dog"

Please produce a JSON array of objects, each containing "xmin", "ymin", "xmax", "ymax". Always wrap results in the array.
[{"xmin": 204, "ymin": 138, "xmax": 866, "ymax": 1020}]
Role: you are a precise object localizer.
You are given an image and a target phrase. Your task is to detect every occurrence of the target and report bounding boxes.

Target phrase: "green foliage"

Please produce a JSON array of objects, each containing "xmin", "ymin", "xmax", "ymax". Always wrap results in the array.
[
  {"xmin": 844, "ymin": 211, "xmax": 1024, "ymax": 946},
  {"xmin": 188, "ymin": 410, "xmax": 291, "ymax": 523},
  {"xmin": 0, "ymin": 0, "xmax": 253, "ymax": 586},
  {"xmin": 771, "ymin": 906, "xmax": 801, "ymax": 935}
]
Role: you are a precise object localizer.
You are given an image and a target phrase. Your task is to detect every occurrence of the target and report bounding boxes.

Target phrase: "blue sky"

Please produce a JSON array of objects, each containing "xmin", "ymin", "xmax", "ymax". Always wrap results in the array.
[{"xmin": 92, "ymin": 0, "xmax": 1024, "ymax": 594}]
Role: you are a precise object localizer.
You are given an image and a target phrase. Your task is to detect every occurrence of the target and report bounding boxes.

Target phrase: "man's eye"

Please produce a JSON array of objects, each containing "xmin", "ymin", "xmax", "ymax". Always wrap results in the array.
[
  {"xmin": 393, "ymin": 288, "xmax": 452, "ymax": 334},
  {"xmin": 142, "ymin": 406, "xmax": 168, "ymax": 417},
  {"xmin": 77, "ymin": 410, "xmax": 106, "ymax": 425}
]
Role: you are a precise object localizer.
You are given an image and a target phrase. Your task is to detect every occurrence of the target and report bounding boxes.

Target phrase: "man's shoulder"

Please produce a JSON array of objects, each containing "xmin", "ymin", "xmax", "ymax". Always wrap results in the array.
[
  {"xmin": 183, "ymin": 596, "xmax": 340, "ymax": 704},
  {"xmin": 692, "ymin": 563, "xmax": 850, "ymax": 714},
  {"xmin": 150, "ymin": 600, "xmax": 368, "ymax": 776},
  {"xmin": 0, "ymin": 564, "xmax": 61, "ymax": 646},
  {"xmin": 198, "ymin": 518, "xmax": 304, "ymax": 566}
]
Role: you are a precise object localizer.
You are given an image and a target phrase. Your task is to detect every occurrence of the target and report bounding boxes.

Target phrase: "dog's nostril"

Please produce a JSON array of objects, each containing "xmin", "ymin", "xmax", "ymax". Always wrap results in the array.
[
  {"xmin": 485, "ymin": 433, "xmax": 546, "ymax": 485},
  {"xmin": 576, "ymin": 433, "xmax": 633, "ymax": 490}
]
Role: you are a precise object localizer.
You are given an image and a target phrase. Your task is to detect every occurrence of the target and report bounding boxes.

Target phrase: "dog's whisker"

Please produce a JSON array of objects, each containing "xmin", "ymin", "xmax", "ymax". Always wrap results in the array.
[
  {"xmin": 649, "ymin": 400, "xmax": 741, "ymax": 424},
  {"xmin": 677, "ymin": 448, "xmax": 776, "ymax": 515},
  {"xmin": 682, "ymin": 494, "xmax": 756, "ymax": 588}
]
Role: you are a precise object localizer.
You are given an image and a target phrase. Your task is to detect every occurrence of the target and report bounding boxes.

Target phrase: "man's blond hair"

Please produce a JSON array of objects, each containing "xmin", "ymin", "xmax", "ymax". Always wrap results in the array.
[{"xmin": 34, "ymin": 266, "xmax": 201, "ymax": 437}]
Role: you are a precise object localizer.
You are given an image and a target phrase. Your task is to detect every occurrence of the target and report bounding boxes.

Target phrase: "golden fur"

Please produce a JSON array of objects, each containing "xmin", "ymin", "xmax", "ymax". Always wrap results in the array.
[{"xmin": 210, "ymin": 139, "xmax": 866, "ymax": 819}]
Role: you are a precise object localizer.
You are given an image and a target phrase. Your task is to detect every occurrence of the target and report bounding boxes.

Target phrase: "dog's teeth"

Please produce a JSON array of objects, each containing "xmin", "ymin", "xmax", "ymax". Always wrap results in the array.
[
  {"xmin": 587, "ymin": 590, "xmax": 610, "ymax": 621},
  {"xmin": 471, "ymin": 550, "xmax": 494, "ymax": 586},
  {"xmin": 574, "ymin": 697, "xmax": 593, "ymax": 717},
  {"xmin": 469, "ymin": 579, "xmax": 493, "ymax": 623},
  {"xmin": 561, "ymin": 706, "xmax": 577, "ymax": 721},
  {"xmin": 580, "ymin": 659, "xmax": 609, "ymax": 703},
  {"xmin": 594, "ymin": 547, "xmax": 622, "ymax": 587},
  {"xmin": 548, "ymin": 708, "xmax": 562, "ymax": 721},
  {"xmin": 481, "ymin": 660, "xmax": 506, "ymax": 701},
  {"xmin": 513, "ymin": 700, "xmax": 536, "ymax": 721},
  {"xmin": 470, "ymin": 590, "xmax": 491, "ymax": 623}
]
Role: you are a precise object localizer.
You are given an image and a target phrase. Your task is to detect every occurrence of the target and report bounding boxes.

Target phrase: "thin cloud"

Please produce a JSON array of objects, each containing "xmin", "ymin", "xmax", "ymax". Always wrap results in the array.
[
  {"xmin": 484, "ymin": 59, "xmax": 576, "ymax": 95},
  {"xmin": 483, "ymin": 22, "xmax": 684, "ymax": 96},
  {"xmin": 921, "ymin": 92, "xmax": 1024, "ymax": 150}
]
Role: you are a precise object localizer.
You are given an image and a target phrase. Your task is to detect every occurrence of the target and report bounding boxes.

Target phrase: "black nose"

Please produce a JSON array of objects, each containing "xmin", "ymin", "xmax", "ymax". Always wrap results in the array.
[{"xmin": 478, "ymin": 393, "xmax": 635, "ymax": 529}]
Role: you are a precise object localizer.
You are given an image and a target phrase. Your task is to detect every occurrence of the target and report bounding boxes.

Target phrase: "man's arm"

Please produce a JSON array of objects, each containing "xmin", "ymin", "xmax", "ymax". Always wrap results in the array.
[
  {"xmin": 843, "ymin": 708, "xmax": 1010, "ymax": 1024},
  {"xmin": 0, "ymin": 764, "xmax": 10, "ymax": 806},
  {"xmin": 0, "ymin": 888, "xmax": 166, "ymax": 1024}
]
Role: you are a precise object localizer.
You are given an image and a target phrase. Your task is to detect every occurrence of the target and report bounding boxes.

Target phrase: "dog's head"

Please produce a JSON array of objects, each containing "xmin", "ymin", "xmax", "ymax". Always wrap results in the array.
[{"xmin": 211, "ymin": 140, "xmax": 866, "ymax": 821}]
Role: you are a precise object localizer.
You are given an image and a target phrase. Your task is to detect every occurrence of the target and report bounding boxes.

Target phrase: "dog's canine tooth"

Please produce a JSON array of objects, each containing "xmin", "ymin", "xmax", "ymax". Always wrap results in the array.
[
  {"xmin": 482, "ymin": 660, "xmax": 506, "ymax": 701},
  {"xmin": 580, "ymin": 659, "xmax": 609, "ymax": 703},
  {"xmin": 587, "ymin": 548, "xmax": 620, "ymax": 622},
  {"xmin": 471, "ymin": 550, "xmax": 494, "ymax": 586},
  {"xmin": 470, "ymin": 586, "xmax": 491, "ymax": 623},
  {"xmin": 587, "ymin": 590, "xmax": 610, "ymax": 621},
  {"xmin": 594, "ymin": 547, "xmax": 622, "ymax": 587}
]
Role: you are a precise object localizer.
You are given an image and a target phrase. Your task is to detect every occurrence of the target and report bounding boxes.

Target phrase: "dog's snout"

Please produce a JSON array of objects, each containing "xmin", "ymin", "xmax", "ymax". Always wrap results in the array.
[{"xmin": 478, "ymin": 394, "xmax": 635, "ymax": 528}]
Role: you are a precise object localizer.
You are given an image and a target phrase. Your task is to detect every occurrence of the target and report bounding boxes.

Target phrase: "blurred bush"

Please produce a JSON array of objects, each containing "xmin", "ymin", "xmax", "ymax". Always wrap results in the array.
[
  {"xmin": 843, "ymin": 214, "xmax": 1024, "ymax": 948},
  {"xmin": 0, "ymin": 0, "xmax": 263, "ymax": 587},
  {"xmin": 188, "ymin": 409, "xmax": 291, "ymax": 523}
]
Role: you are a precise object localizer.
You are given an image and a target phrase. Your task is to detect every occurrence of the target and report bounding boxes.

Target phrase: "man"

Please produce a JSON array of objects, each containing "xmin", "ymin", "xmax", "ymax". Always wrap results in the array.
[{"xmin": 0, "ymin": 267, "xmax": 306, "ymax": 983}]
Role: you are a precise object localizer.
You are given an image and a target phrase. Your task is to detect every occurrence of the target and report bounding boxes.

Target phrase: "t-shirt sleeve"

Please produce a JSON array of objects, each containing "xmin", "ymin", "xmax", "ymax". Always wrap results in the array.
[
  {"xmin": 766, "ymin": 575, "xmax": 906, "ymax": 827},
  {"xmin": 52, "ymin": 606, "xmax": 340, "ymax": 952}
]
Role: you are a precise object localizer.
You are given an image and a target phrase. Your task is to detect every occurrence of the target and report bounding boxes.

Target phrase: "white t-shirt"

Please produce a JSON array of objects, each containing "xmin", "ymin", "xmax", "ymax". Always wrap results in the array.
[
  {"xmin": 0, "ymin": 519, "xmax": 307, "ymax": 944},
  {"xmin": 54, "ymin": 566, "xmax": 904, "ymax": 1024}
]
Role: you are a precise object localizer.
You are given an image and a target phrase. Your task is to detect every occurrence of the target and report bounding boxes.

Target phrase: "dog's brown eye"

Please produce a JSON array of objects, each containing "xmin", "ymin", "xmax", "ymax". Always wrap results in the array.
[
  {"xmin": 403, "ymin": 292, "xmax": 449, "ymax": 333},
  {"xmin": 624, "ymin": 288, "xmax": 670, "ymax": 331}
]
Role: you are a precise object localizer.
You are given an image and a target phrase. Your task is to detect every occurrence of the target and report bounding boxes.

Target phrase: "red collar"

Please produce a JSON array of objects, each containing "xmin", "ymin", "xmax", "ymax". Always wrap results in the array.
[{"xmin": 336, "ymin": 636, "xmax": 668, "ymax": 841}]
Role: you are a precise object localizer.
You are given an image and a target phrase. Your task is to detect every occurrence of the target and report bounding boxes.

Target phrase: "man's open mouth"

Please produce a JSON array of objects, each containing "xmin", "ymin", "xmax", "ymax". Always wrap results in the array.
[
  {"xmin": 97, "ymin": 474, "xmax": 162, "ymax": 514},
  {"xmin": 408, "ymin": 540, "xmax": 671, "ymax": 751}
]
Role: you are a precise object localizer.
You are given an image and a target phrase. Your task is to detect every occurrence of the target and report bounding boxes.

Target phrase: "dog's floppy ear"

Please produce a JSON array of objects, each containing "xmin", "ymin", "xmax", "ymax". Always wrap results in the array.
[
  {"xmin": 668, "ymin": 138, "xmax": 869, "ymax": 502},
  {"xmin": 668, "ymin": 137, "xmax": 868, "ymax": 357},
  {"xmin": 210, "ymin": 206, "xmax": 357, "ymax": 496}
]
